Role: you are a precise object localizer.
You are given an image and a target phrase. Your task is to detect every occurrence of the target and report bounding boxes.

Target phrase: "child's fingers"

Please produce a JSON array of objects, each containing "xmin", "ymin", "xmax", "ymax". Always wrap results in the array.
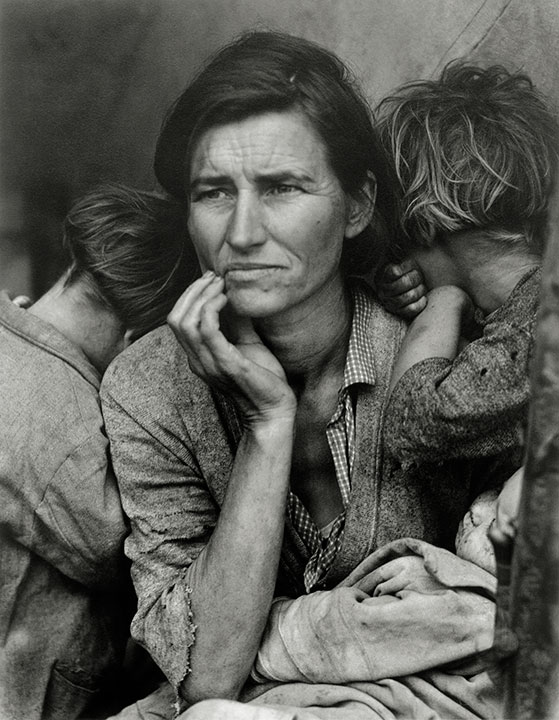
[{"xmin": 12, "ymin": 295, "xmax": 32, "ymax": 308}]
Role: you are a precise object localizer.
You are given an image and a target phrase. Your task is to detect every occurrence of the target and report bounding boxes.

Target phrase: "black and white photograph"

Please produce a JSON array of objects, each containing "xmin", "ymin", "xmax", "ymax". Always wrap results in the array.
[{"xmin": 1, "ymin": 2, "xmax": 558, "ymax": 718}]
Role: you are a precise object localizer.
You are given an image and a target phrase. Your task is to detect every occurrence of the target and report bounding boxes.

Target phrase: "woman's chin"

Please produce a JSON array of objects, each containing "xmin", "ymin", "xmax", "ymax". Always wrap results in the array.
[{"xmin": 226, "ymin": 288, "xmax": 284, "ymax": 319}]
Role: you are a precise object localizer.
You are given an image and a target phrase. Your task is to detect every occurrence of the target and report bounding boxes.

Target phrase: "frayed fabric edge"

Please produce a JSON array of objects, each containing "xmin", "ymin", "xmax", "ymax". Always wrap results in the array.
[{"xmin": 172, "ymin": 585, "xmax": 197, "ymax": 718}]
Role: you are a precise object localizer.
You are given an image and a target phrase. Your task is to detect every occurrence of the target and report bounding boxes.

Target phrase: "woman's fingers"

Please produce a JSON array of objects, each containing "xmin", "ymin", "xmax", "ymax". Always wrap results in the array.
[
  {"xmin": 168, "ymin": 274, "xmax": 230, "ymax": 377},
  {"xmin": 390, "ymin": 294, "xmax": 428, "ymax": 320},
  {"xmin": 167, "ymin": 273, "xmax": 295, "ymax": 416},
  {"xmin": 167, "ymin": 271, "xmax": 220, "ymax": 327},
  {"xmin": 169, "ymin": 274, "xmax": 225, "ymax": 344}
]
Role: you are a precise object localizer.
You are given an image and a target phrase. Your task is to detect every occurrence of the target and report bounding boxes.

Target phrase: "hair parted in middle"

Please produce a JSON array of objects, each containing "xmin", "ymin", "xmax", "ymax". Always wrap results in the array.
[
  {"xmin": 63, "ymin": 184, "xmax": 198, "ymax": 339},
  {"xmin": 154, "ymin": 29, "xmax": 399, "ymax": 275},
  {"xmin": 377, "ymin": 60, "xmax": 559, "ymax": 253}
]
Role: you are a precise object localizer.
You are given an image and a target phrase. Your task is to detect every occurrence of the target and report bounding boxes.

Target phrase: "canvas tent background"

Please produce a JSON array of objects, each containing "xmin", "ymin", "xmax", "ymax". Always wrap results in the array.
[{"xmin": 1, "ymin": 0, "xmax": 559, "ymax": 297}]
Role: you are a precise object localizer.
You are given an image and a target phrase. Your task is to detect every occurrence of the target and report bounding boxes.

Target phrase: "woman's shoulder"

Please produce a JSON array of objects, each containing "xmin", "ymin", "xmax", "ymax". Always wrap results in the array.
[
  {"xmin": 101, "ymin": 324, "xmax": 208, "ymax": 408},
  {"xmin": 350, "ymin": 278, "xmax": 407, "ymax": 339}
]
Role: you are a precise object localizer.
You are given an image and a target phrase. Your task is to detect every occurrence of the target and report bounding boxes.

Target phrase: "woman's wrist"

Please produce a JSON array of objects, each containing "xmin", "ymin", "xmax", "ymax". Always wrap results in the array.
[{"xmin": 245, "ymin": 409, "xmax": 296, "ymax": 441}]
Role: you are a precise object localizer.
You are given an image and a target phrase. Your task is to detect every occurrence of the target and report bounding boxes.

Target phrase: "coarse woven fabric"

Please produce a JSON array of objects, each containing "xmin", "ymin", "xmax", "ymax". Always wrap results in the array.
[
  {"xmin": 109, "ymin": 537, "xmax": 502, "ymax": 720},
  {"xmin": 100, "ymin": 280, "xmax": 518, "ymax": 695},
  {"xmin": 288, "ymin": 285, "xmax": 377, "ymax": 592},
  {"xmin": 384, "ymin": 268, "xmax": 540, "ymax": 466},
  {"xmin": 0, "ymin": 292, "xmax": 132, "ymax": 720}
]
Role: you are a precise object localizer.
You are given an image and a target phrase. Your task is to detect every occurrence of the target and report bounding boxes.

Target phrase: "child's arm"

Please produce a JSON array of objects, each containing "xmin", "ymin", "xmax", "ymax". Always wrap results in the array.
[
  {"xmin": 388, "ymin": 285, "xmax": 472, "ymax": 394},
  {"xmin": 384, "ymin": 273, "xmax": 538, "ymax": 463},
  {"xmin": 492, "ymin": 466, "xmax": 523, "ymax": 546}
]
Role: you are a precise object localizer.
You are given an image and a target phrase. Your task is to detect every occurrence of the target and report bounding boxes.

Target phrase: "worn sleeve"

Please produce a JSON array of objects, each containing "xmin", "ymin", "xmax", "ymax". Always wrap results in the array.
[
  {"xmin": 384, "ymin": 313, "xmax": 534, "ymax": 463},
  {"xmin": 254, "ymin": 538, "xmax": 496, "ymax": 684},
  {"xmin": 100, "ymin": 367, "xmax": 219, "ymax": 690},
  {"xmin": 13, "ymin": 434, "xmax": 128, "ymax": 590}
]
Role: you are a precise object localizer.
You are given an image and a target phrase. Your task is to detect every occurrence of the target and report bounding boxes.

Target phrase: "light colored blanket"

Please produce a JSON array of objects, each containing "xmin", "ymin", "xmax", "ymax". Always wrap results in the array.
[
  {"xmin": 113, "ymin": 538, "xmax": 503, "ymax": 719},
  {"xmin": 181, "ymin": 539, "xmax": 502, "ymax": 719}
]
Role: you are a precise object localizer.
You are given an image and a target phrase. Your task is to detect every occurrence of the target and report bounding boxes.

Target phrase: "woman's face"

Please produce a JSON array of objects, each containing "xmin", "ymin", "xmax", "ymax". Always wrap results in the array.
[{"xmin": 187, "ymin": 110, "xmax": 366, "ymax": 319}]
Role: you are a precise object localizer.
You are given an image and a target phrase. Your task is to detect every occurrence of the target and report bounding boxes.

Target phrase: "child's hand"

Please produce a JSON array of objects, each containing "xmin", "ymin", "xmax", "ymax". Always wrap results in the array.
[
  {"xmin": 4, "ymin": 292, "xmax": 32, "ymax": 308},
  {"xmin": 375, "ymin": 258, "xmax": 427, "ymax": 320},
  {"xmin": 489, "ymin": 466, "xmax": 523, "ymax": 569}
]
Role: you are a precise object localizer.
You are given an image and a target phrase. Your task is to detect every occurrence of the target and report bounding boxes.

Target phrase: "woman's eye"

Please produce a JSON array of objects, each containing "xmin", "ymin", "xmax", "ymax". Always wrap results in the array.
[
  {"xmin": 194, "ymin": 188, "xmax": 229, "ymax": 201},
  {"xmin": 269, "ymin": 184, "xmax": 298, "ymax": 196}
]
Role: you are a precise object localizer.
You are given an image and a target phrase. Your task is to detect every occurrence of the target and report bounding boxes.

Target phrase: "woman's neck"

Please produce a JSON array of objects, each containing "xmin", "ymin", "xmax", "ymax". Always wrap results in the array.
[{"xmin": 254, "ymin": 275, "xmax": 352, "ymax": 391}]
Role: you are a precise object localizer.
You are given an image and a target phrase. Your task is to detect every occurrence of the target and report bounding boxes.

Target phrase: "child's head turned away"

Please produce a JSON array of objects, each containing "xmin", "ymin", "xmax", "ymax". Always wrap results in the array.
[
  {"xmin": 455, "ymin": 489, "xmax": 499, "ymax": 574},
  {"xmin": 377, "ymin": 61, "xmax": 559, "ymax": 256}
]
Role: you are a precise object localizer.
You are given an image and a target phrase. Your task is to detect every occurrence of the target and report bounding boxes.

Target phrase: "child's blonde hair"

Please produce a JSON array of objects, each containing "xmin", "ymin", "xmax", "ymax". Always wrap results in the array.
[{"xmin": 377, "ymin": 61, "xmax": 559, "ymax": 253}]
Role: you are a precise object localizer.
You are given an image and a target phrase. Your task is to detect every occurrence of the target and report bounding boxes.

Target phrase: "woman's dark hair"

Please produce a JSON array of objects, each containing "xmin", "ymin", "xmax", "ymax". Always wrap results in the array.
[
  {"xmin": 154, "ymin": 30, "xmax": 398, "ymax": 274},
  {"xmin": 377, "ymin": 60, "xmax": 559, "ymax": 253},
  {"xmin": 63, "ymin": 184, "xmax": 197, "ymax": 338}
]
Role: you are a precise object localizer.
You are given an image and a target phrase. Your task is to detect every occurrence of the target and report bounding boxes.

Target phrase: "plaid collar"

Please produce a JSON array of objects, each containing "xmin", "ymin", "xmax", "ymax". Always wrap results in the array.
[{"xmin": 342, "ymin": 283, "xmax": 377, "ymax": 390}]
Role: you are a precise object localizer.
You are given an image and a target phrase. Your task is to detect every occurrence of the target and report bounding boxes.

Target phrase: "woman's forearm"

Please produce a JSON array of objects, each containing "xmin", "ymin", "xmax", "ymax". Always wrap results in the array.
[{"xmin": 180, "ymin": 414, "xmax": 295, "ymax": 704}]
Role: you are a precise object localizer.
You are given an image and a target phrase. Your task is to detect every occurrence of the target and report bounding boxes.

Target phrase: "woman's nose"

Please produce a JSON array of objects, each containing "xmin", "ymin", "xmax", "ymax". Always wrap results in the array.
[{"xmin": 225, "ymin": 192, "xmax": 266, "ymax": 249}]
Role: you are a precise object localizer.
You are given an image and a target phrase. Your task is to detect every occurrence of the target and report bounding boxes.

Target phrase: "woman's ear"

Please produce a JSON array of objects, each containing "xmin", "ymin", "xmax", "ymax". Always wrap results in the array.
[{"xmin": 345, "ymin": 172, "xmax": 377, "ymax": 239}]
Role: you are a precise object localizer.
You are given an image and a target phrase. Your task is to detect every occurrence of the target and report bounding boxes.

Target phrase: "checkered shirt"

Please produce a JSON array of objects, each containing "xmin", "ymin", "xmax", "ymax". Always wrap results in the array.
[{"xmin": 287, "ymin": 285, "xmax": 376, "ymax": 592}]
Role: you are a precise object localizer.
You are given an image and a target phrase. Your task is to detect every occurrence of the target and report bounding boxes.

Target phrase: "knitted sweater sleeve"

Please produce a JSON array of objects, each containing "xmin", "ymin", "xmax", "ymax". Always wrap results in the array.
[
  {"xmin": 100, "ymin": 339, "xmax": 219, "ymax": 691},
  {"xmin": 383, "ymin": 289, "xmax": 537, "ymax": 464}
]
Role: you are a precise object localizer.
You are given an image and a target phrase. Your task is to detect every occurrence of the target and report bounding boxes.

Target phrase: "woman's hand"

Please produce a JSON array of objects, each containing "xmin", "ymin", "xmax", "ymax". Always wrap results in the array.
[
  {"xmin": 356, "ymin": 555, "xmax": 443, "ymax": 597},
  {"xmin": 375, "ymin": 258, "xmax": 428, "ymax": 320},
  {"xmin": 167, "ymin": 271, "xmax": 296, "ymax": 424}
]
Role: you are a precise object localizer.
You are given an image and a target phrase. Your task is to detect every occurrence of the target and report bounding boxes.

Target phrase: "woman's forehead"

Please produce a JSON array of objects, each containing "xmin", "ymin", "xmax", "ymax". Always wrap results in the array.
[{"xmin": 188, "ymin": 110, "xmax": 330, "ymax": 180}]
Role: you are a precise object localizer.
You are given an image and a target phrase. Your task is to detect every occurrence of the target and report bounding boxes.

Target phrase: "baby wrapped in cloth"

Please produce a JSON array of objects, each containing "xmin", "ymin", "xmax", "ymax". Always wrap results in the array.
[{"xmin": 182, "ymin": 492, "xmax": 505, "ymax": 719}]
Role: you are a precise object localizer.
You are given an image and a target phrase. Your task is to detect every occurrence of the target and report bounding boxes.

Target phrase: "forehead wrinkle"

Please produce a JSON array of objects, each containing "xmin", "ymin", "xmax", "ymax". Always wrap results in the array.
[{"xmin": 190, "ymin": 113, "xmax": 329, "ymax": 185}]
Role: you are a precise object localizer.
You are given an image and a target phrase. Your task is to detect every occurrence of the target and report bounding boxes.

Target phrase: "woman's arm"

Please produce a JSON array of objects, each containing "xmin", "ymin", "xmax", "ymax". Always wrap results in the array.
[
  {"xmin": 102, "ymin": 334, "xmax": 296, "ymax": 704},
  {"xmin": 165, "ymin": 272, "xmax": 297, "ymax": 703},
  {"xmin": 183, "ymin": 417, "xmax": 294, "ymax": 702}
]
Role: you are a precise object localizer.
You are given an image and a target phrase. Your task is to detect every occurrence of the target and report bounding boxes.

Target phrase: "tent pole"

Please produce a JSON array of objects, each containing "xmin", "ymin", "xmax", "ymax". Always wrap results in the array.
[{"xmin": 504, "ymin": 188, "xmax": 559, "ymax": 718}]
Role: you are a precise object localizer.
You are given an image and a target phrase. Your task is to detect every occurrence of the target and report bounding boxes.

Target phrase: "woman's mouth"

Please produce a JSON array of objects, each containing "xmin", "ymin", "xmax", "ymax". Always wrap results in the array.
[{"xmin": 224, "ymin": 264, "xmax": 282, "ymax": 281}]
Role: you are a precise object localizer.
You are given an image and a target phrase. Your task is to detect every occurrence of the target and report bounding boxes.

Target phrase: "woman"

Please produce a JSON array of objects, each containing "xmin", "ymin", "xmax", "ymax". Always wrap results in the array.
[{"xmin": 102, "ymin": 32, "xmax": 508, "ymax": 718}]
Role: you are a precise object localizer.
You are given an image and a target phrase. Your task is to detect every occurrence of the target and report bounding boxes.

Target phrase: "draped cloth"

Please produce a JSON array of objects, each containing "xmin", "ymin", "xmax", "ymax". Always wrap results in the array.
[{"xmin": 179, "ymin": 539, "xmax": 503, "ymax": 720}]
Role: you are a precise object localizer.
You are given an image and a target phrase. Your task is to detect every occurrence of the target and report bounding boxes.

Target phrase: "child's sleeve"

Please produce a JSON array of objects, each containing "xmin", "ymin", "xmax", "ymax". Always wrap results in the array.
[{"xmin": 384, "ymin": 315, "xmax": 534, "ymax": 463}]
